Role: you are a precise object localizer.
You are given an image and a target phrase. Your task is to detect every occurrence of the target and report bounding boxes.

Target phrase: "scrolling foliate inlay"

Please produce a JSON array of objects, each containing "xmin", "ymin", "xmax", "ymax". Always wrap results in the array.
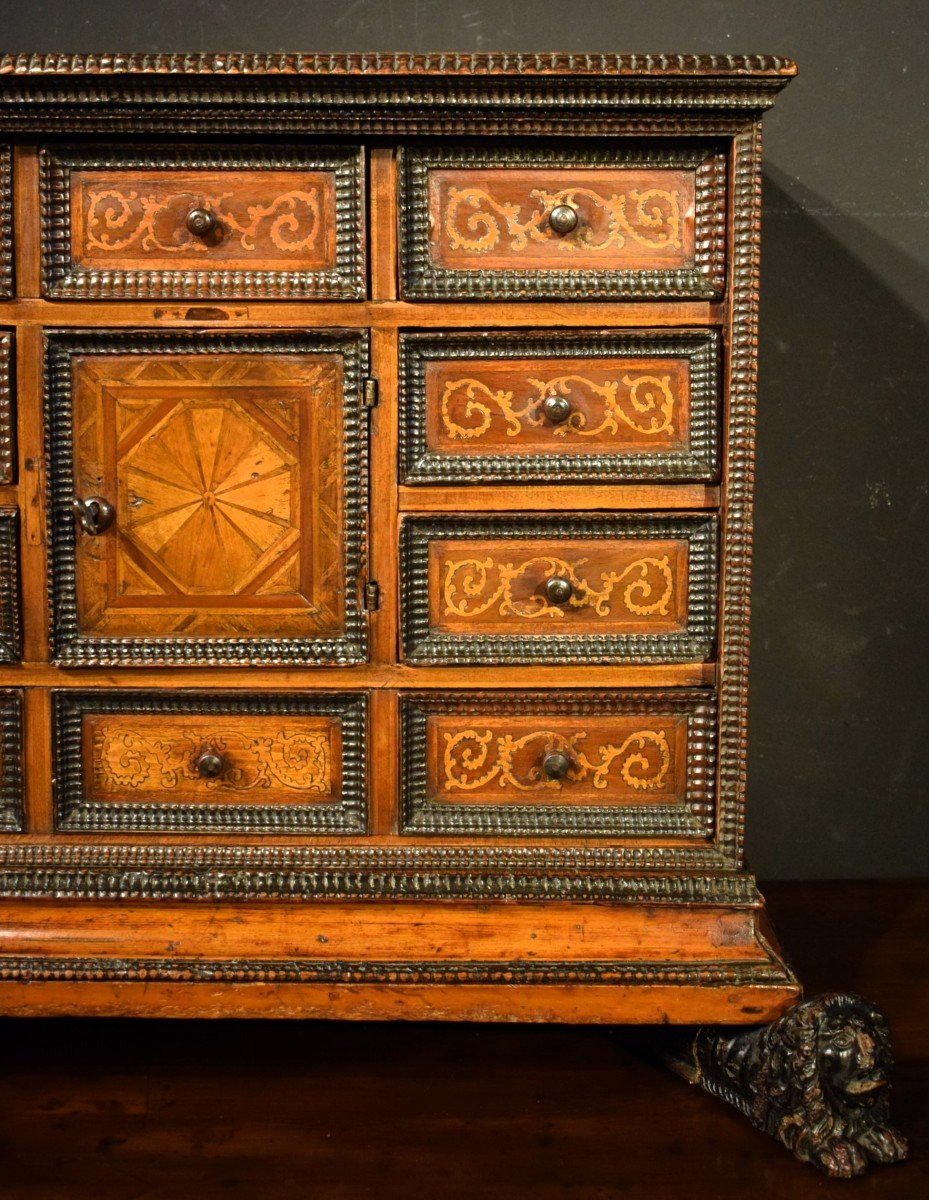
[
  {"xmin": 444, "ymin": 184, "xmax": 684, "ymax": 256},
  {"xmin": 54, "ymin": 690, "xmax": 367, "ymax": 835},
  {"xmin": 443, "ymin": 555, "xmax": 673, "ymax": 620},
  {"xmin": 82, "ymin": 185, "xmax": 323, "ymax": 257},
  {"xmin": 444, "ymin": 728, "xmax": 671, "ymax": 793},
  {"xmin": 96, "ymin": 728, "xmax": 331, "ymax": 794},
  {"xmin": 440, "ymin": 372, "xmax": 675, "ymax": 442}
]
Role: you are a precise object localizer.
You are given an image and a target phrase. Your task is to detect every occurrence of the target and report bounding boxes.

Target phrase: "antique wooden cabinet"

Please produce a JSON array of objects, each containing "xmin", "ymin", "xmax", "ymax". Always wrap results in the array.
[{"xmin": 0, "ymin": 53, "xmax": 908, "ymax": 1175}]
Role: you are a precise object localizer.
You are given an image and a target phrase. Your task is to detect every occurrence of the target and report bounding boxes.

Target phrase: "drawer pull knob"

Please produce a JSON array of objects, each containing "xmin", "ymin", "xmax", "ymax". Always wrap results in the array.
[
  {"xmin": 543, "ymin": 576, "xmax": 573, "ymax": 605},
  {"xmin": 542, "ymin": 750, "xmax": 572, "ymax": 781},
  {"xmin": 194, "ymin": 750, "xmax": 226, "ymax": 779},
  {"xmin": 72, "ymin": 495, "xmax": 115, "ymax": 536},
  {"xmin": 186, "ymin": 207, "xmax": 220, "ymax": 239},
  {"xmin": 548, "ymin": 203, "xmax": 579, "ymax": 235},
  {"xmin": 541, "ymin": 395, "xmax": 572, "ymax": 424}
]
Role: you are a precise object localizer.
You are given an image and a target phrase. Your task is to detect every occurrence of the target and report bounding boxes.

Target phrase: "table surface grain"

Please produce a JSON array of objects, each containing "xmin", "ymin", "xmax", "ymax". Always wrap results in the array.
[{"xmin": 0, "ymin": 879, "xmax": 925, "ymax": 1199}]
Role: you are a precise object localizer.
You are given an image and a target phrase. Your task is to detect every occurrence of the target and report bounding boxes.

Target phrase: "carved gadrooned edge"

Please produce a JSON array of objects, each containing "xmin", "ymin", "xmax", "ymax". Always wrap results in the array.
[
  {"xmin": 399, "ymin": 143, "xmax": 727, "ymax": 301},
  {"xmin": 0, "ymin": 331, "xmax": 14, "ymax": 482},
  {"xmin": 399, "ymin": 328, "xmax": 721, "ymax": 484},
  {"xmin": 0, "ymin": 955, "xmax": 795, "ymax": 988},
  {"xmin": 0, "ymin": 53, "xmax": 798, "ymax": 77},
  {"xmin": 0, "ymin": 148, "xmax": 10, "ymax": 298},
  {"xmin": 0, "ymin": 690, "xmax": 23, "ymax": 831},
  {"xmin": 400, "ymin": 512, "xmax": 718, "ymax": 665},
  {"xmin": 400, "ymin": 689, "xmax": 716, "ymax": 838},
  {"xmin": 0, "ymin": 508, "xmax": 22, "ymax": 663},
  {"xmin": 44, "ymin": 327, "xmax": 369, "ymax": 667},
  {"xmin": 53, "ymin": 689, "xmax": 368, "ymax": 834},
  {"xmin": 715, "ymin": 123, "xmax": 762, "ymax": 863},
  {"xmin": 40, "ymin": 143, "xmax": 366, "ymax": 300},
  {"xmin": 0, "ymin": 842, "xmax": 758, "ymax": 903}
]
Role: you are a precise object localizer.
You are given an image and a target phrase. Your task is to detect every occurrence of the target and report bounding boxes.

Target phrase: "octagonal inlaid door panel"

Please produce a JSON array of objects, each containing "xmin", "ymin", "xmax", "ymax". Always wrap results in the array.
[{"xmin": 46, "ymin": 330, "xmax": 369, "ymax": 667}]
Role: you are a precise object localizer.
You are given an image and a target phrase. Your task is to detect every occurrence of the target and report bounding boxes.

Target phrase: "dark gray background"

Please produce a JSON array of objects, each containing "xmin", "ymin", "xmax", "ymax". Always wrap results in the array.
[{"xmin": 2, "ymin": 1, "xmax": 927, "ymax": 879}]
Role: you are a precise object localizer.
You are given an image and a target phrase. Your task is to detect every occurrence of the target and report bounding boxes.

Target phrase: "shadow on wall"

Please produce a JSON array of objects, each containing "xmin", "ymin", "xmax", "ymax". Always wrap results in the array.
[{"xmin": 746, "ymin": 171, "xmax": 929, "ymax": 879}]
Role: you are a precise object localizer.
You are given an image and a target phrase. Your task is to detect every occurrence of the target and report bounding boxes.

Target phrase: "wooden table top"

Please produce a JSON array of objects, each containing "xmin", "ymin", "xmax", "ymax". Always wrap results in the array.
[{"xmin": 0, "ymin": 879, "xmax": 925, "ymax": 1199}]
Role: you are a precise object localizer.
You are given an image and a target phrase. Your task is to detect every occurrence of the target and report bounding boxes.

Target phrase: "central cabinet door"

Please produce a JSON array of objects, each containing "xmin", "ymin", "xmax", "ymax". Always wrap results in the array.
[{"xmin": 46, "ymin": 329, "xmax": 369, "ymax": 666}]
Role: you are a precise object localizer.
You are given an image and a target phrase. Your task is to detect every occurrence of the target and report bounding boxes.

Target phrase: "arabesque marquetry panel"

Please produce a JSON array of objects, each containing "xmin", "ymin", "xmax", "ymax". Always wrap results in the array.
[
  {"xmin": 400, "ymin": 513, "xmax": 717, "ymax": 665},
  {"xmin": 45, "ymin": 329, "xmax": 369, "ymax": 666},
  {"xmin": 40, "ymin": 144, "xmax": 365, "ymax": 299},
  {"xmin": 54, "ymin": 689, "xmax": 367, "ymax": 833},
  {"xmin": 400, "ymin": 143, "xmax": 727, "ymax": 299},
  {"xmin": 401, "ymin": 690, "xmax": 716, "ymax": 838},
  {"xmin": 399, "ymin": 329, "xmax": 720, "ymax": 483}
]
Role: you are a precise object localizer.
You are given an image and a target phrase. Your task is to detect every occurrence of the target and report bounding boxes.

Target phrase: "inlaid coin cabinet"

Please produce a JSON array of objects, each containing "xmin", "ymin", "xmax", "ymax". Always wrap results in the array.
[{"xmin": 0, "ymin": 53, "xmax": 908, "ymax": 1175}]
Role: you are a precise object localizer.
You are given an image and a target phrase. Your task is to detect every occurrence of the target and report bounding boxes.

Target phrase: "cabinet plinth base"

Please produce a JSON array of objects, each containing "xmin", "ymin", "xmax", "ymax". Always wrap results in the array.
[{"xmin": 0, "ymin": 893, "xmax": 799, "ymax": 1023}]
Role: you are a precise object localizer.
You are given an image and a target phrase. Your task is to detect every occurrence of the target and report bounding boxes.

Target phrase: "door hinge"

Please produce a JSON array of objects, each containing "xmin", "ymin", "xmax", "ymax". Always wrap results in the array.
[
  {"xmin": 363, "ymin": 580, "xmax": 381, "ymax": 611},
  {"xmin": 363, "ymin": 378, "xmax": 379, "ymax": 409}
]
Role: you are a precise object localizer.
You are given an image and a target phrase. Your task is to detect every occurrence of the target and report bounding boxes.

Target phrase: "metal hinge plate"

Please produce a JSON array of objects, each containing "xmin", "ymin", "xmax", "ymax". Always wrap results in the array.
[
  {"xmin": 363, "ymin": 580, "xmax": 381, "ymax": 611},
  {"xmin": 363, "ymin": 378, "xmax": 378, "ymax": 409}
]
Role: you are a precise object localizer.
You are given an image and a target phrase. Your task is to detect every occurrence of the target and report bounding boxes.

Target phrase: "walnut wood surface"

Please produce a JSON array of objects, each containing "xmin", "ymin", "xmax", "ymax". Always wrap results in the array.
[
  {"xmin": 428, "ymin": 166, "xmax": 696, "ymax": 272},
  {"xmin": 82, "ymin": 712, "xmax": 342, "ymax": 805},
  {"xmin": 69, "ymin": 168, "xmax": 338, "ymax": 272},
  {"xmin": 429, "ymin": 535, "xmax": 688, "ymax": 635},
  {"xmin": 0, "ymin": 61, "xmax": 798, "ymax": 1024},
  {"xmin": 425, "ymin": 355, "xmax": 692, "ymax": 455},
  {"xmin": 70, "ymin": 348, "xmax": 345, "ymax": 640}
]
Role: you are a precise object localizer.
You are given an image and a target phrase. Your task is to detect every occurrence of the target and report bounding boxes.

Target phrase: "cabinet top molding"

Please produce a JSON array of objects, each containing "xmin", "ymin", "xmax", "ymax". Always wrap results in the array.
[
  {"xmin": 0, "ymin": 52, "xmax": 797, "ymax": 78},
  {"xmin": 0, "ymin": 51, "xmax": 796, "ymax": 134}
]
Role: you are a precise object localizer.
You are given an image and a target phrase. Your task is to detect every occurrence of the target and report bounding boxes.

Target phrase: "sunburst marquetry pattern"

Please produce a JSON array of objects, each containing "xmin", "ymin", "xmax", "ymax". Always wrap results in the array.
[
  {"xmin": 44, "ymin": 331, "xmax": 369, "ymax": 665},
  {"xmin": 73, "ymin": 350, "xmax": 342, "ymax": 638}
]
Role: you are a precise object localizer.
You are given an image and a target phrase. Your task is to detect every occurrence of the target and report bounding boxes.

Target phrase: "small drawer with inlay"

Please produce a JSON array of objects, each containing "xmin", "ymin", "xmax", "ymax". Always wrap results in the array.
[
  {"xmin": 40, "ymin": 144, "xmax": 366, "ymax": 299},
  {"xmin": 399, "ymin": 142, "xmax": 727, "ymax": 300},
  {"xmin": 400, "ymin": 689, "xmax": 716, "ymax": 838},
  {"xmin": 52, "ymin": 690, "xmax": 368, "ymax": 834},
  {"xmin": 400, "ymin": 513, "xmax": 717, "ymax": 665},
  {"xmin": 399, "ymin": 329, "xmax": 720, "ymax": 483}
]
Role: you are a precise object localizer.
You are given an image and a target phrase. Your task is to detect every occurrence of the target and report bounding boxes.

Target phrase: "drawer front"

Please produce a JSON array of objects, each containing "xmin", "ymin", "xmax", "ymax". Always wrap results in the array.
[
  {"xmin": 400, "ymin": 143, "xmax": 726, "ymax": 299},
  {"xmin": 46, "ymin": 329, "xmax": 368, "ymax": 667},
  {"xmin": 401, "ymin": 514, "xmax": 716, "ymax": 664},
  {"xmin": 53, "ymin": 690, "xmax": 367, "ymax": 834},
  {"xmin": 0, "ymin": 330, "xmax": 13, "ymax": 484},
  {"xmin": 401, "ymin": 690, "xmax": 715, "ymax": 838},
  {"xmin": 399, "ymin": 329, "xmax": 720, "ymax": 484},
  {"xmin": 0, "ymin": 690, "xmax": 23, "ymax": 832},
  {"xmin": 0, "ymin": 508, "xmax": 21, "ymax": 663},
  {"xmin": 40, "ymin": 145, "xmax": 365, "ymax": 299}
]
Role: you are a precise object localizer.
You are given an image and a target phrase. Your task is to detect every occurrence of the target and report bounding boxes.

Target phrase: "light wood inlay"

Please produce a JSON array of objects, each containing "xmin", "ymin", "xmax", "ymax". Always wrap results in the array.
[
  {"xmin": 429, "ymin": 167, "xmax": 695, "ymax": 271},
  {"xmin": 70, "ymin": 168, "xmax": 337, "ymax": 273},
  {"xmin": 71, "ymin": 350, "xmax": 345, "ymax": 641}
]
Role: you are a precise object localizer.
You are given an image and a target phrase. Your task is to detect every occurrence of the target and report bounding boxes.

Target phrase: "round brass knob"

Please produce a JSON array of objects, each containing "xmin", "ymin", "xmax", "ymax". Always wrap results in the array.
[
  {"xmin": 72, "ymin": 495, "xmax": 115, "ymax": 536},
  {"xmin": 541, "ymin": 395, "xmax": 572, "ymax": 425},
  {"xmin": 544, "ymin": 576, "xmax": 573, "ymax": 605},
  {"xmin": 193, "ymin": 750, "xmax": 225, "ymax": 779},
  {"xmin": 186, "ymin": 207, "xmax": 219, "ymax": 238},
  {"xmin": 542, "ymin": 750, "xmax": 572, "ymax": 781},
  {"xmin": 548, "ymin": 204, "xmax": 579, "ymax": 235}
]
